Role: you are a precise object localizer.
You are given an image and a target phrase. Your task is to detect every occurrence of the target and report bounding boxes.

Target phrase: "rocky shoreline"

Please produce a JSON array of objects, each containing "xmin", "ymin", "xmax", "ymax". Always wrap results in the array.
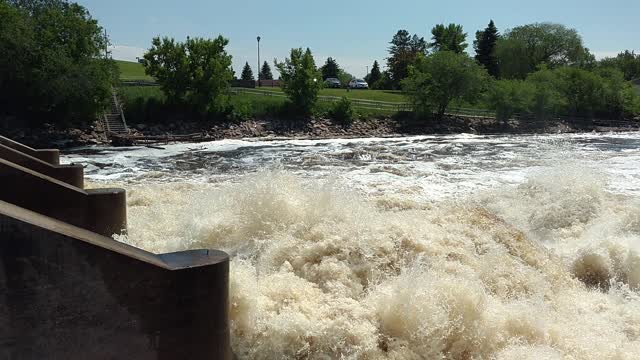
[{"xmin": 5, "ymin": 115, "xmax": 639, "ymax": 149}]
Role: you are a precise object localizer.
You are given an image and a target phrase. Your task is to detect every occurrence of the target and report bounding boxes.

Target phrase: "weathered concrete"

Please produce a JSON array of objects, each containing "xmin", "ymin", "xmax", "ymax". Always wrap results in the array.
[
  {"xmin": 0, "ymin": 143, "xmax": 84, "ymax": 188},
  {"xmin": 0, "ymin": 200, "xmax": 231, "ymax": 360},
  {"xmin": 0, "ymin": 135, "xmax": 60, "ymax": 165},
  {"xmin": 0, "ymin": 159, "xmax": 126, "ymax": 237}
]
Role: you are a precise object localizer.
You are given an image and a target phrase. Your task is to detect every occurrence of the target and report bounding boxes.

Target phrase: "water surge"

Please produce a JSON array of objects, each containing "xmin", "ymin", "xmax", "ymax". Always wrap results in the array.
[{"xmin": 111, "ymin": 168, "xmax": 640, "ymax": 359}]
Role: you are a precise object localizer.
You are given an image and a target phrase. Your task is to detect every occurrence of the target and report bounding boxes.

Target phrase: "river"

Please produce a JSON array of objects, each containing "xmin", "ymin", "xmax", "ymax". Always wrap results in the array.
[{"xmin": 64, "ymin": 132, "xmax": 640, "ymax": 359}]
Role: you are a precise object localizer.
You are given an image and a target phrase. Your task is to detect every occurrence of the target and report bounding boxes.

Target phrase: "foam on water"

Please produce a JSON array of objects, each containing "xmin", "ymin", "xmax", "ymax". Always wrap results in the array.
[
  {"xmin": 73, "ymin": 132, "xmax": 640, "ymax": 358},
  {"xmin": 106, "ymin": 168, "xmax": 640, "ymax": 359}
]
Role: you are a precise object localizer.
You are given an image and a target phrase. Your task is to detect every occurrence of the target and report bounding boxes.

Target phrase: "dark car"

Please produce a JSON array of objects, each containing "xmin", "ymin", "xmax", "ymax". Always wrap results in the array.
[{"xmin": 324, "ymin": 78, "xmax": 341, "ymax": 88}]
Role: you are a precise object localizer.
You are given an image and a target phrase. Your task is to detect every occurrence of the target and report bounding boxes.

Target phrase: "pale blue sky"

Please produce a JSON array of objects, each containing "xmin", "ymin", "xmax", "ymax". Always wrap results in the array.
[{"xmin": 78, "ymin": 0, "xmax": 639, "ymax": 78}]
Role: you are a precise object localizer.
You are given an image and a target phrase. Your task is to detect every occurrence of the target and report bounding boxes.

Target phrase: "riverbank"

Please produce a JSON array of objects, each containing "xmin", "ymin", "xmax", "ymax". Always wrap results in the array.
[{"xmin": 5, "ymin": 115, "xmax": 639, "ymax": 149}]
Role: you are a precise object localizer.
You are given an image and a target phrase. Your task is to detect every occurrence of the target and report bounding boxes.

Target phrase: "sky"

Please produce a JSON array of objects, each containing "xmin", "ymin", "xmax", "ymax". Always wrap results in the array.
[{"xmin": 78, "ymin": 0, "xmax": 640, "ymax": 78}]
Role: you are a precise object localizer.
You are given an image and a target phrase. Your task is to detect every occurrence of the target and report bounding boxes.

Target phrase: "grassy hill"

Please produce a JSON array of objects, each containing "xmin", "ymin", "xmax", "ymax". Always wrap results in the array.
[{"xmin": 116, "ymin": 60, "xmax": 154, "ymax": 81}]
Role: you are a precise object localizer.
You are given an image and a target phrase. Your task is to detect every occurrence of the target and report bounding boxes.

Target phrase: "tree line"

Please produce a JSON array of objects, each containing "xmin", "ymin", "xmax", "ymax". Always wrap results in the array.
[
  {"xmin": 1, "ymin": 0, "xmax": 639, "ymax": 128},
  {"xmin": 0, "ymin": 0, "xmax": 117, "ymax": 127}
]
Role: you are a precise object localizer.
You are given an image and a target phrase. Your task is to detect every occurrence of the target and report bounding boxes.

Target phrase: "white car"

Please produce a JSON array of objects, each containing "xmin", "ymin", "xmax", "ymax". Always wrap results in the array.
[{"xmin": 349, "ymin": 79, "xmax": 369, "ymax": 89}]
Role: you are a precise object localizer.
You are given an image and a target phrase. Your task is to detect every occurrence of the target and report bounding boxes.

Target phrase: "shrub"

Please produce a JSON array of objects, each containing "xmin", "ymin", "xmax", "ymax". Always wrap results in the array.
[
  {"xmin": 486, "ymin": 80, "xmax": 533, "ymax": 122},
  {"xmin": 329, "ymin": 97, "xmax": 355, "ymax": 125}
]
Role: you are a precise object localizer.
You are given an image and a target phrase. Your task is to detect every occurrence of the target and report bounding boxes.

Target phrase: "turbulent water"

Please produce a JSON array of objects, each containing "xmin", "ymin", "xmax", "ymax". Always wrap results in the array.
[{"xmin": 65, "ymin": 133, "xmax": 640, "ymax": 359}]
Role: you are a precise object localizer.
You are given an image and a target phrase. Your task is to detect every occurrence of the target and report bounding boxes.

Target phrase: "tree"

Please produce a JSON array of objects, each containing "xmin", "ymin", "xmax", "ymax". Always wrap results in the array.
[
  {"xmin": 144, "ymin": 35, "xmax": 233, "ymax": 114},
  {"xmin": 429, "ymin": 23, "xmax": 468, "ymax": 53},
  {"xmin": 0, "ymin": 0, "xmax": 117, "ymax": 127},
  {"xmin": 474, "ymin": 20, "xmax": 500, "ymax": 77},
  {"xmin": 143, "ymin": 37, "xmax": 190, "ymax": 102},
  {"xmin": 260, "ymin": 61, "xmax": 273, "ymax": 80},
  {"xmin": 554, "ymin": 66, "xmax": 605, "ymax": 117},
  {"xmin": 184, "ymin": 37, "xmax": 234, "ymax": 114},
  {"xmin": 387, "ymin": 30, "xmax": 427, "ymax": 89},
  {"xmin": 337, "ymin": 70, "xmax": 354, "ymax": 88},
  {"xmin": 241, "ymin": 61, "xmax": 254, "ymax": 81},
  {"xmin": 275, "ymin": 48, "xmax": 322, "ymax": 113},
  {"xmin": 402, "ymin": 51, "xmax": 488, "ymax": 118},
  {"xmin": 365, "ymin": 60, "xmax": 382, "ymax": 88},
  {"xmin": 320, "ymin": 57, "xmax": 340, "ymax": 79},
  {"xmin": 495, "ymin": 22, "xmax": 589, "ymax": 79},
  {"xmin": 599, "ymin": 50, "xmax": 640, "ymax": 81}
]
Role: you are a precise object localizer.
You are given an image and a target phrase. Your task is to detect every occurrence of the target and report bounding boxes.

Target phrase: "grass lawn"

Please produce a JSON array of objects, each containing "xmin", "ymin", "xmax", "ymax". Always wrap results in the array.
[
  {"xmin": 254, "ymin": 87, "xmax": 406, "ymax": 103},
  {"xmin": 116, "ymin": 60, "xmax": 154, "ymax": 82},
  {"xmin": 118, "ymin": 85, "xmax": 394, "ymax": 120},
  {"xmin": 119, "ymin": 85, "xmax": 164, "ymax": 102},
  {"xmin": 115, "ymin": 60, "xmax": 405, "ymax": 103}
]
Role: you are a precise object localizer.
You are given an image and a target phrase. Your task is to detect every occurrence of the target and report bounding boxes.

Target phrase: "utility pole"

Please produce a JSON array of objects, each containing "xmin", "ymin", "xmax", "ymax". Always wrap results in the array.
[
  {"xmin": 104, "ymin": 29, "xmax": 109, "ymax": 59},
  {"xmin": 257, "ymin": 36, "xmax": 261, "ymax": 87}
]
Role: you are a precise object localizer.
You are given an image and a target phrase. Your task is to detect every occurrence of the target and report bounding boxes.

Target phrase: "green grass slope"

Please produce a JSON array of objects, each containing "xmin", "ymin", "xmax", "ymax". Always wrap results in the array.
[
  {"xmin": 116, "ymin": 60, "xmax": 154, "ymax": 81},
  {"xmin": 256, "ymin": 87, "xmax": 406, "ymax": 103}
]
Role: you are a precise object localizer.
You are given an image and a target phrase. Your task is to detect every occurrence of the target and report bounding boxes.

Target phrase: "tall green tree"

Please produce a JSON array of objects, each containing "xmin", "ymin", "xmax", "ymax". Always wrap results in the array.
[
  {"xmin": 275, "ymin": 48, "xmax": 322, "ymax": 113},
  {"xmin": 143, "ymin": 37, "xmax": 189, "ymax": 102},
  {"xmin": 365, "ymin": 60, "xmax": 382, "ymax": 88},
  {"xmin": 386, "ymin": 30, "xmax": 427, "ymax": 88},
  {"xmin": 320, "ymin": 57, "xmax": 340, "ymax": 79},
  {"xmin": 429, "ymin": 23, "xmax": 468, "ymax": 53},
  {"xmin": 599, "ymin": 50, "xmax": 640, "ymax": 81},
  {"xmin": 241, "ymin": 61, "xmax": 254, "ymax": 81},
  {"xmin": 0, "ymin": 0, "xmax": 117, "ymax": 126},
  {"xmin": 144, "ymin": 35, "xmax": 233, "ymax": 114},
  {"xmin": 260, "ymin": 60, "xmax": 273, "ymax": 80},
  {"xmin": 184, "ymin": 37, "xmax": 234, "ymax": 114},
  {"xmin": 495, "ymin": 22, "xmax": 589, "ymax": 79},
  {"xmin": 402, "ymin": 51, "xmax": 488, "ymax": 118},
  {"xmin": 474, "ymin": 20, "xmax": 500, "ymax": 77}
]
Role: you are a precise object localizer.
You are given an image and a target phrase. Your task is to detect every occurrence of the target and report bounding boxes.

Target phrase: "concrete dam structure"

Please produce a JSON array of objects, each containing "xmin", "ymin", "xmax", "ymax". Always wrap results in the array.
[{"xmin": 0, "ymin": 136, "xmax": 231, "ymax": 359}]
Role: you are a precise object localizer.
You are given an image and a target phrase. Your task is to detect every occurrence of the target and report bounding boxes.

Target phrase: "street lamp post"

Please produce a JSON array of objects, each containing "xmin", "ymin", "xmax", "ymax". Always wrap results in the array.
[{"xmin": 257, "ymin": 36, "xmax": 261, "ymax": 87}]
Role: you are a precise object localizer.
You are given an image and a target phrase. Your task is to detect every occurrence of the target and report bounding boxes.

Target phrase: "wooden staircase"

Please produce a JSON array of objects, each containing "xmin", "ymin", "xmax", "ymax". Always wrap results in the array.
[{"xmin": 102, "ymin": 90, "xmax": 128, "ymax": 136}]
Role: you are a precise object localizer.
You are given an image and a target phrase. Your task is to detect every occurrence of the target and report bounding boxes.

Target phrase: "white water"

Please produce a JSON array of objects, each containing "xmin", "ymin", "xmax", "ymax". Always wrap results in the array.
[{"xmin": 65, "ymin": 132, "xmax": 640, "ymax": 359}]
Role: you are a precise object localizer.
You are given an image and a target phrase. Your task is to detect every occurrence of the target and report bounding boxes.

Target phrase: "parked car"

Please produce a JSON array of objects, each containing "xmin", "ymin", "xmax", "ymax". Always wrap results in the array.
[
  {"xmin": 324, "ymin": 77, "xmax": 341, "ymax": 88},
  {"xmin": 349, "ymin": 79, "xmax": 369, "ymax": 89}
]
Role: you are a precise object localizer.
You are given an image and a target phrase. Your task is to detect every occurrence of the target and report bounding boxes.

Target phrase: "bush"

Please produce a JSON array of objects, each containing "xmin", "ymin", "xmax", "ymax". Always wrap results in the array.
[
  {"xmin": 525, "ymin": 67, "xmax": 565, "ymax": 120},
  {"xmin": 486, "ymin": 80, "xmax": 533, "ymax": 122},
  {"xmin": 329, "ymin": 97, "xmax": 355, "ymax": 125}
]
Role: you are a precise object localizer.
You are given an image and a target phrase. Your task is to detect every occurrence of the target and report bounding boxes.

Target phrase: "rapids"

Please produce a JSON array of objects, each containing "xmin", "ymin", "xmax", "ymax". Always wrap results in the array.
[{"xmin": 65, "ymin": 132, "xmax": 640, "ymax": 359}]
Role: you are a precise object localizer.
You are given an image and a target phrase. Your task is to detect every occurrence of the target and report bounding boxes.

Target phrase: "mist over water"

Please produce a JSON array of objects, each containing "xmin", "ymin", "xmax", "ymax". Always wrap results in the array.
[{"xmin": 66, "ymin": 132, "xmax": 640, "ymax": 359}]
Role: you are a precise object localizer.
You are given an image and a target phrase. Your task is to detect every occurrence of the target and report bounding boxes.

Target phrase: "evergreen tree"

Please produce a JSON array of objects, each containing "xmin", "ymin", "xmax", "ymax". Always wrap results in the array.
[
  {"xmin": 387, "ymin": 30, "xmax": 427, "ymax": 89},
  {"xmin": 429, "ymin": 23, "xmax": 468, "ymax": 53},
  {"xmin": 365, "ymin": 60, "xmax": 382, "ymax": 87},
  {"xmin": 241, "ymin": 61, "xmax": 254, "ymax": 81},
  {"xmin": 474, "ymin": 20, "xmax": 500, "ymax": 77},
  {"xmin": 320, "ymin": 57, "xmax": 340, "ymax": 79},
  {"xmin": 260, "ymin": 61, "xmax": 273, "ymax": 80}
]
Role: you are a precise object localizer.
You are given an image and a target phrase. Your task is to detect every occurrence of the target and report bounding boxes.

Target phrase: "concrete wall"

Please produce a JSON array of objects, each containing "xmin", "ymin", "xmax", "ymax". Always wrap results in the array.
[
  {"xmin": 0, "ymin": 135, "xmax": 60, "ymax": 165},
  {"xmin": 0, "ymin": 201, "xmax": 231, "ymax": 360},
  {"xmin": 0, "ymin": 143, "xmax": 84, "ymax": 188},
  {"xmin": 0, "ymin": 159, "xmax": 126, "ymax": 237}
]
